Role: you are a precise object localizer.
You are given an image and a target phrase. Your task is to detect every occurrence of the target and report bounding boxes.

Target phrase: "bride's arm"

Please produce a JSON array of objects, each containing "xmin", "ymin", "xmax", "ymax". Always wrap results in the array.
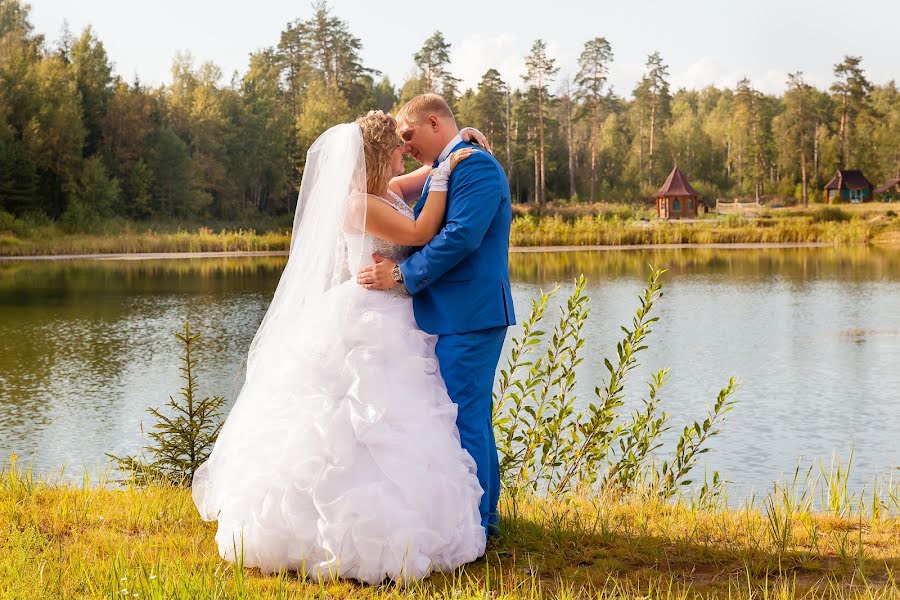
[
  {"xmin": 366, "ymin": 149, "xmax": 476, "ymax": 246},
  {"xmin": 388, "ymin": 165, "xmax": 431, "ymax": 204}
]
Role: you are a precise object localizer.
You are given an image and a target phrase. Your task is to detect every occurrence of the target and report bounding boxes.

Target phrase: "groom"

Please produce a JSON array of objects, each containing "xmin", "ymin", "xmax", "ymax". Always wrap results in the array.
[{"xmin": 357, "ymin": 93, "xmax": 515, "ymax": 538}]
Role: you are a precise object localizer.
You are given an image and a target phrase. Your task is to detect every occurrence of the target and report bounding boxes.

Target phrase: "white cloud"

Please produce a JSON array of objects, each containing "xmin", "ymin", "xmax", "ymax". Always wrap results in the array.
[
  {"xmin": 672, "ymin": 57, "xmax": 718, "ymax": 90},
  {"xmin": 450, "ymin": 33, "xmax": 576, "ymax": 93},
  {"xmin": 671, "ymin": 57, "xmax": 791, "ymax": 94},
  {"xmin": 451, "ymin": 32, "xmax": 525, "ymax": 91}
]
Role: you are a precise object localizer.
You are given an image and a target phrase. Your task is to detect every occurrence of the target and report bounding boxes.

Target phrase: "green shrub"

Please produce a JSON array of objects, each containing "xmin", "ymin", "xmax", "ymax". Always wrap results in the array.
[
  {"xmin": 0, "ymin": 210, "xmax": 14, "ymax": 232},
  {"xmin": 812, "ymin": 206, "xmax": 851, "ymax": 223},
  {"xmin": 494, "ymin": 268, "xmax": 737, "ymax": 501},
  {"xmin": 60, "ymin": 199, "xmax": 100, "ymax": 233}
]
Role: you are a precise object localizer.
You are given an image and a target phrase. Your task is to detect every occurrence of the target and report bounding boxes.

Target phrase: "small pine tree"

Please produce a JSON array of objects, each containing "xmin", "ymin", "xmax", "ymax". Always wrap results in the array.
[{"xmin": 108, "ymin": 321, "xmax": 227, "ymax": 486}]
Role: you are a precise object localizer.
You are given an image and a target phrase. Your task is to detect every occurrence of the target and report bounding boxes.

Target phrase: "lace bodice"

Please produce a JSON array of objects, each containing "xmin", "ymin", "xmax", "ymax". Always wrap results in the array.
[{"xmin": 371, "ymin": 190, "xmax": 415, "ymax": 297}]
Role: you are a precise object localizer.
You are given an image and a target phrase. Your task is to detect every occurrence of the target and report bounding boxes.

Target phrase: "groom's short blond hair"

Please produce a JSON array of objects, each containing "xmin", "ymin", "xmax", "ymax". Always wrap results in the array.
[{"xmin": 396, "ymin": 93, "xmax": 457, "ymax": 126}]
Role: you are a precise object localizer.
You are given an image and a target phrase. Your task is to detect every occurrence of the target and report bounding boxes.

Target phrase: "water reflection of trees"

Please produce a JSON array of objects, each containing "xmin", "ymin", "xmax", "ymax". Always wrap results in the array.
[
  {"xmin": 0, "ymin": 257, "xmax": 288, "ymax": 298},
  {"xmin": 509, "ymin": 247, "xmax": 900, "ymax": 283},
  {"xmin": 5, "ymin": 248, "xmax": 900, "ymax": 303},
  {"xmin": 0, "ymin": 257, "xmax": 286, "ymax": 455}
]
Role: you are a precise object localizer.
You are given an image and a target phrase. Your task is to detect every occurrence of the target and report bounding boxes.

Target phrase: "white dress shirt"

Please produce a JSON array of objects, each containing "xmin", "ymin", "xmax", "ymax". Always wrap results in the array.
[{"xmin": 435, "ymin": 133, "xmax": 464, "ymax": 166}]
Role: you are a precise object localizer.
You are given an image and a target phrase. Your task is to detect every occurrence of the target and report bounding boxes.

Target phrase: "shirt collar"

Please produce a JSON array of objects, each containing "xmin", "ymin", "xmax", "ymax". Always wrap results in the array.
[{"xmin": 435, "ymin": 133, "xmax": 463, "ymax": 166}]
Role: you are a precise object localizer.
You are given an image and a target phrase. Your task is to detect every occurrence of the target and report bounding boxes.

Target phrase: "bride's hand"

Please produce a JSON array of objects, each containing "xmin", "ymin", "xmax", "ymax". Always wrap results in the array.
[
  {"xmin": 459, "ymin": 127, "xmax": 492, "ymax": 154},
  {"xmin": 449, "ymin": 148, "xmax": 477, "ymax": 173},
  {"xmin": 429, "ymin": 148, "xmax": 476, "ymax": 192}
]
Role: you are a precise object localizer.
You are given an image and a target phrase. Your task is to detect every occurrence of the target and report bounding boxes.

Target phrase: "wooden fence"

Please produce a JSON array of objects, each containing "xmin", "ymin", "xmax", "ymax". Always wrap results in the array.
[{"xmin": 714, "ymin": 199, "xmax": 764, "ymax": 216}]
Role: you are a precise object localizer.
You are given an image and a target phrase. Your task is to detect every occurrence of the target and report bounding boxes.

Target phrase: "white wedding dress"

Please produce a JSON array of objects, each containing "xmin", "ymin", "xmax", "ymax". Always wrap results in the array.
[{"xmin": 191, "ymin": 183, "xmax": 486, "ymax": 584}]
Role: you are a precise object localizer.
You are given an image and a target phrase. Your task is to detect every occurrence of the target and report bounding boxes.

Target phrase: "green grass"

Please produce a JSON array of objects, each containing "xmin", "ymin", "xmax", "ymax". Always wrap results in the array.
[{"xmin": 3, "ymin": 456, "xmax": 900, "ymax": 599}]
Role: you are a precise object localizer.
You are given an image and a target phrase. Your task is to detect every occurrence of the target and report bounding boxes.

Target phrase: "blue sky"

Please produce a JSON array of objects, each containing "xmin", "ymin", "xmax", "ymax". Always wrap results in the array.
[{"xmin": 28, "ymin": 0, "xmax": 900, "ymax": 96}]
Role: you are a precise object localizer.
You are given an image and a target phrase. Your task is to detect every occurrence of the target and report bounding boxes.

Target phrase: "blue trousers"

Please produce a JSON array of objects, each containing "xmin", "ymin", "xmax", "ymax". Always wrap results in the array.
[{"xmin": 434, "ymin": 326, "xmax": 508, "ymax": 536}]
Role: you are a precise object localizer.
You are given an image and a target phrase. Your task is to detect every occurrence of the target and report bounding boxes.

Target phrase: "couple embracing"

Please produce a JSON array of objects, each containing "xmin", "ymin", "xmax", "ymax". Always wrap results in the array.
[{"xmin": 191, "ymin": 93, "xmax": 516, "ymax": 584}]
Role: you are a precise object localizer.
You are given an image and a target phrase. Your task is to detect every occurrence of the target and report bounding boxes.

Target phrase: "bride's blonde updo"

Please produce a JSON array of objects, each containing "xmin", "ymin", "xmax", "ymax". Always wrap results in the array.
[{"xmin": 355, "ymin": 110, "xmax": 402, "ymax": 195}]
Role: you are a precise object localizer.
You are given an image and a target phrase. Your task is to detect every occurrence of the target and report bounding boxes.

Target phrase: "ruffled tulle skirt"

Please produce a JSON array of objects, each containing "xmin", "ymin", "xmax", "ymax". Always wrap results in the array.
[{"xmin": 192, "ymin": 281, "xmax": 486, "ymax": 584}]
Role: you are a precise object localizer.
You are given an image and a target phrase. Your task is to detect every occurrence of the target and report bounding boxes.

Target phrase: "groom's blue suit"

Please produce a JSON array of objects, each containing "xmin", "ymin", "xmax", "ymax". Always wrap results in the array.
[{"xmin": 398, "ymin": 138, "xmax": 515, "ymax": 535}]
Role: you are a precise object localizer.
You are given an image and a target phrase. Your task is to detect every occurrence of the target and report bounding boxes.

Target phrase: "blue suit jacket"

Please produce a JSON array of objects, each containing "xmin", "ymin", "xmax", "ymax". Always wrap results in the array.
[{"xmin": 398, "ymin": 140, "xmax": 516, "ymax": 335}]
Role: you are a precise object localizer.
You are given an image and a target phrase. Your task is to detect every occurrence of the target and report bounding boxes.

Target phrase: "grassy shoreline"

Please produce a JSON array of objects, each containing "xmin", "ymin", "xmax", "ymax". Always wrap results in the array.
[
  {"xmin": 3, "ymin": 460, "xmax": 900, "ymax": 599},
  {"xmin": 2, "ymin": 203, "xmax": 899, "ymax": 257}
]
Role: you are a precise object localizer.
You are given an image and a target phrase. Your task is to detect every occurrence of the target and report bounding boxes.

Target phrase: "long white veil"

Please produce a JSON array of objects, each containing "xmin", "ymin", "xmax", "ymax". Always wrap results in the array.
[
  {"xmin": 193, "ymin": 122, "xmax": 371, "ymax": 518},
  {"xmin": 246, "ymin": 122, "xmax": 370, "ymax": 380}
]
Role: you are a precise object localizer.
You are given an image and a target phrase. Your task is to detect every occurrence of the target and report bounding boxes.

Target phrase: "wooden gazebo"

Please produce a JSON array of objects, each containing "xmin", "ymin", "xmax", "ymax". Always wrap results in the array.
[
  {"xmin": 824, "ymin": 170, "xmax": 873, "ymax": 203},
  {"xmin": 654, "ymin": 166, "xmax": 699, "ymax": 219}
]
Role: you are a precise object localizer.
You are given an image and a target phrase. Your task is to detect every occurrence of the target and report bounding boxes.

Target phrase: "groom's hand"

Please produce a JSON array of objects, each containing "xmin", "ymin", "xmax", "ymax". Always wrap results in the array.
[{"xmin": 357, "ymin": 254, "xmax": 398, "ymax": 290}]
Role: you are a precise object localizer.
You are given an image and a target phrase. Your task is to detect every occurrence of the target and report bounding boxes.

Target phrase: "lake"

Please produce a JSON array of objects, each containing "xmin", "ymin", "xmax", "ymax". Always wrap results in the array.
[{"xmin": 1, "ymin": 246, "xmax": 898, "ymax": 501}]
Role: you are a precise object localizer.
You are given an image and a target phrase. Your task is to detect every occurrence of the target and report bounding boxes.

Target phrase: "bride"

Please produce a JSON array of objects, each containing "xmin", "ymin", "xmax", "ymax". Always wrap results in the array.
[{"xmin": 191, "ymin": 111, "xmax": 491, "ymax": 584}]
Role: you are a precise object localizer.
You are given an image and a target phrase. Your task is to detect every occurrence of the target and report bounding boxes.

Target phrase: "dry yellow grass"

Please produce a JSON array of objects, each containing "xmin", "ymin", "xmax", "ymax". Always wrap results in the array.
[
  {"xmin": 0, "ymin": 227, "xmax": 292, "ymax": 257},
  {"xmin": 2, "ymin": 456, "xmax": 899, "ymax": 599},
  {"xmin": 4, "ymin": 206, "xmax": 900, "ymax": 257}
]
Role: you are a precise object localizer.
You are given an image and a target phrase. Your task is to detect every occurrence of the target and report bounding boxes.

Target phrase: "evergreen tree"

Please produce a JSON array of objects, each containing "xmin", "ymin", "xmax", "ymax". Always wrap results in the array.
[
  {"xmin": 101, "ymin": 81, "xmax": 155, "ymax": 174},
  {"xmin": 413, "ymin": 31, "xmax": 460, "ymax": 107},
  {"xmin": 638, "ymin": 51, "xmax": 670, "ymax": 186},
  {"xmin": 277, "ymin": 1, "xmax": 375, "ymax": 110},
  {"xmin": 21, "ymin": 53, "xmax": 85, "ymax": 217},
  {"xmin": 778, "ymin": 72, "xmax": 818, "ymax": 204},
  {"xmin": 108, "ymin": 322, "xmax": 226, "ymax": 486},
  {"xmin": 831, "ymin": 55, "xmax": 872, "ymax": 169},
  {"xmin": 523, "ymin": 39, "xmax": 558, "ymax": 204},
  {"xmin": 147, "ymin": 127, "xmax": 208, "ymax": 217},
  {"xmin": 473, "ymin": 69, "xmax": 509, "ymax": 172},
  {"xmin": 0, "ymin": 125, "xmax": 37, "ymax": 215},
  {"xmin": 75, "ymin": 155, "xmax": 120, "ymax": 217},
  {"xmin": 870, "ymin": 82, "xmax": 900, "ymax": 181},
  {"xmin": 0, "ymin": 0, "xmax": 38, "ymax": 38},
  {"xmin": 233, "ymin": 49, "xmax": 292, "ymax": 214},
  {"xmin": 166, "ymin": 54, "xmax": 236, "ymax": 218},
  {"xmin": 668, "ymin": 94, "xmax": 705, "ymax": 175},
  {"xmin": 123, "ymin": 158, "xmax": 153, "ymax": 218},
  {"xmin": 596, "ymin": 112, "xmax": 628, "ymax": 196},
  {"xmin": 364, "ymin": 76, "xmax": 398, "ymax": 114},
  {"xmin": 576, "ymin": 37, "xmax": 613, "ymax": 201},
  {"xmin": 559, "ymin": 78, "xmax": 577, "ymax": 199},
  {"xmin": 69, "ymin": 26, "xmax": 114, "ymax": 156},
  {"xmin": 61, "ymin": 155, "xmax": 121, "ymax": 230},
  {"xmin": 732, "ymin": 78, "xmax": 772, "ymax": 199}
]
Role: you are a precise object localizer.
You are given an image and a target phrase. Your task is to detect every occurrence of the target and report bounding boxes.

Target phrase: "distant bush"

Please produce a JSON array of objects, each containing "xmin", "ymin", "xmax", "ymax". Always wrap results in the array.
[
  {"xmin": 0, "ymin": 210, "xmax": 14, "ymax": 232},
  {"xmin": 812, "ymin": 207, "xmax": 851, "ymax": 223},
  {"xmin": 512, "ymin": 202, "xmax": 655, "ymax": 223}
]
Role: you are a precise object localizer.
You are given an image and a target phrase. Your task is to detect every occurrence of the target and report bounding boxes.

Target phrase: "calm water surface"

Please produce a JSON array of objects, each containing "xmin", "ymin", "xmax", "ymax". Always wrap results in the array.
[{"xmin": 1, "ymin": 247, "xmax": 898, "ymax": 498}]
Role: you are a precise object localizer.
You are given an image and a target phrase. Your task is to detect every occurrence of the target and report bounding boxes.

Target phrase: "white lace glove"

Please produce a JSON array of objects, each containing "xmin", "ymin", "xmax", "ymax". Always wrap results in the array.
[{"xmin": 429, "ymin": 158, "xmax": 452, "ymax": 192}]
